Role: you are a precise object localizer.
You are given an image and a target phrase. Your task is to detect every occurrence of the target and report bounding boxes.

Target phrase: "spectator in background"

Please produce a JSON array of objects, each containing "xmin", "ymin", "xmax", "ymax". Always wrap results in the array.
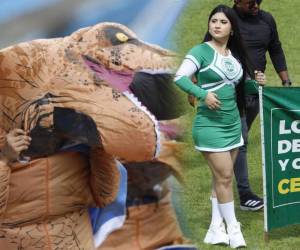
[{"xmin": 232, "ymin": 0, "xmax": 292, "ymax": 211}]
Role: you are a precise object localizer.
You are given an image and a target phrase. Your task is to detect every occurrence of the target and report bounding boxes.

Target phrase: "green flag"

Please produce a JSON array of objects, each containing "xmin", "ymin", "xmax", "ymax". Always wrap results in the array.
[{"xmin": 260, "ymin": 86, "xmax": 300, "ymax": 231}]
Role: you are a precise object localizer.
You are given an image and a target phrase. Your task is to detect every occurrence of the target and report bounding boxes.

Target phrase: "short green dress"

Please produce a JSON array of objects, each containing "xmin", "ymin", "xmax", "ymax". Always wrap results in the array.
[{"xmin": 175, "ymin": 42, "xmax": 244, "ymax": 152}]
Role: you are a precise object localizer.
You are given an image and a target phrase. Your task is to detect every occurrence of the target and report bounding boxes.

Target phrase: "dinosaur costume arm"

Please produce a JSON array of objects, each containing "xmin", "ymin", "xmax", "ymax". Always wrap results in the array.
[
  {"xmin": 0, "ymin": 129, "xmax": 10, "ymax": 215},
  {"xmin": 0, "ymin": 159, "xmax": 11, "ymax": 215},
  {"xmin": 89, "ymin": 147, "xmax": 120, "ymax": 207}
]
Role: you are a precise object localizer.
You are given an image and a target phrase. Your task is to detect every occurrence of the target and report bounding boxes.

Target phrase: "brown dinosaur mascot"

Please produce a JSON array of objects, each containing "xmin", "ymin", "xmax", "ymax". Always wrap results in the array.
[{"xmin": 0, "ymin": 22, "xmax": 179, "ymax": 250}]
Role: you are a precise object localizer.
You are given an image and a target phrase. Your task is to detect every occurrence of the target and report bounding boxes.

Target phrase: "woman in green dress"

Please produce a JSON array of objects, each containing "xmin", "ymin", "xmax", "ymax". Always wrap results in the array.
[{"xmin": 174, "ymin": 4, "xmax": 265, "ymax": 248}]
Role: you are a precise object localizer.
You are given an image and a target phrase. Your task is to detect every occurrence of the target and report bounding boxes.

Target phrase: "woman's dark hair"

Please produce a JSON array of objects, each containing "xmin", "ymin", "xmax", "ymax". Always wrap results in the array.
[{"xmin": 203, "ymin": 4, "xmax": 254, "ymax": 114}]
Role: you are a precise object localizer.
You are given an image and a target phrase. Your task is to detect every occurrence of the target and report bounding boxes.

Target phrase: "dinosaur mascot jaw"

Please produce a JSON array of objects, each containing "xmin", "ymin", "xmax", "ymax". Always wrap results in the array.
[{"xmin": 83, "ymin": 55, "xmax": 179, "ymax": 121}]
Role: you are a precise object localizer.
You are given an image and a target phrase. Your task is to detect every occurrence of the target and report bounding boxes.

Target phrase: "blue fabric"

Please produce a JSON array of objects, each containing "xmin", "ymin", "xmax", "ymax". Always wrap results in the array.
[{"xmin": 89, "ymin": 161, "xmax": 127, "ymax": 234}]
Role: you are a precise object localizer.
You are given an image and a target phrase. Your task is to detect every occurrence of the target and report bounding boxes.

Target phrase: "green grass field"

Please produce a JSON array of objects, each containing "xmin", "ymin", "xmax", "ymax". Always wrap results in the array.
[{"xmin": 172, "ymin": 0, "xmax": 300, "ymax": 249}]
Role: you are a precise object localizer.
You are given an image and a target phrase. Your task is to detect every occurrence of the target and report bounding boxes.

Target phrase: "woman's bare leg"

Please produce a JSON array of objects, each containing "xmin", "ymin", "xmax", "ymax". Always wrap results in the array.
[
  {"xmin": 203, "ymin": 151, "xmax": 234, "ymax": 203},
  {"xmin": 230, "ymin": 148, "xmax": 239, "ymax": 164},
  {"xmin": 202, "ymin": 149, "xmax": 246, "ymax": 248}
]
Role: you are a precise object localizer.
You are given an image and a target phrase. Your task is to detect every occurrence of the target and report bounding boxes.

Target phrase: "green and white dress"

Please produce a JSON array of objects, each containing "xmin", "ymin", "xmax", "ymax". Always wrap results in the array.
[{"xmin": 174, "ymin": 42, "xmax": 244, "ymax": 152}]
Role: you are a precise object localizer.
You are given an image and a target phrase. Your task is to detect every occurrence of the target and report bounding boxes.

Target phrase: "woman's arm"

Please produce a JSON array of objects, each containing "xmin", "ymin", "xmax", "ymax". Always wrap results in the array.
[
  {"xmin": 174, "ymin": 59, "xmax": 208, "ymax": 101},
  {"xmin": 175, "ymin": 59, "xmax": 221, "ymax": 110},
  {"xmin": 244, "ymin": 71, "xmax": 266, "ymax": 95}
]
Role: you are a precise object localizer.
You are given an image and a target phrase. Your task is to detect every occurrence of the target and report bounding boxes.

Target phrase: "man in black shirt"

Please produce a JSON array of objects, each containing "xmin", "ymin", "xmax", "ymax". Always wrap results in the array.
[{"xmin": 233, "ymin": 0, "xmax": 292, "ymax": 211}]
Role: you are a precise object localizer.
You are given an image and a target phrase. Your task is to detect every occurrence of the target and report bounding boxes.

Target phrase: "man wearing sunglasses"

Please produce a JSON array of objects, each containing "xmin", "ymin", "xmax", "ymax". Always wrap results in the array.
[{"xmin": 233, "ymin": 0, "xmax": 291, "ymax": 211}]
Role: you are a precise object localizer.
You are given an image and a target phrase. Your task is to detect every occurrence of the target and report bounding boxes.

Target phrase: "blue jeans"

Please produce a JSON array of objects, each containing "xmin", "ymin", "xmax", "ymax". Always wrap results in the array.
[{"xmin": 234, "ymin": 94, "xmax": 260, "ymax": 198}]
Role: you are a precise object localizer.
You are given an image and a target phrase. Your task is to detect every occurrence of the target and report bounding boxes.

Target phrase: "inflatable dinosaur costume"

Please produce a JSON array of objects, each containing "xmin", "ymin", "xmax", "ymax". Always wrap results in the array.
[
  {"xmin": 99, "ymin": 120, "xmax": 187, "ymax": 250},
  {"xmin": 0, "ymin": 22, "xmax": 179, "ymax": 249}
]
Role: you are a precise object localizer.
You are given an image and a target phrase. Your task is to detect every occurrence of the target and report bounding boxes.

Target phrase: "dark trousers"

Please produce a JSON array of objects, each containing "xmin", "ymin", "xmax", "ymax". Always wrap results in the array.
[{"xmin": 234, "ymin": 94, "xmax": 260, "ymax": 199}]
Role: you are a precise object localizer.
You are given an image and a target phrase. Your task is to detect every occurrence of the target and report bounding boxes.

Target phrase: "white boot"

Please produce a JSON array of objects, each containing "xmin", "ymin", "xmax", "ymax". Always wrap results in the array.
[
  {"xmin": 227, "ymin": 222, "xmax": 247, "ymax": 248},
  {"xmin": 203, "ymin": 221, "xmax": 229, "ymax": 245}
]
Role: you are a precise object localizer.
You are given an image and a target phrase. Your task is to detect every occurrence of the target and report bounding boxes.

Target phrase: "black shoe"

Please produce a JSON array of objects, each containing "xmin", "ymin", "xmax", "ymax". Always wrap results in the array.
[{"xmin": 240, "ymin": 192, "xmax": 264, "ymax": 211}]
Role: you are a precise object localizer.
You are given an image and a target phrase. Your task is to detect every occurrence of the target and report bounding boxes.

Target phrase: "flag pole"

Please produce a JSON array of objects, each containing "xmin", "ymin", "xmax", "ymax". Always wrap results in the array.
[{"xmin": 259, "ymin": 86, "xmax": 269, "ymax": 242}]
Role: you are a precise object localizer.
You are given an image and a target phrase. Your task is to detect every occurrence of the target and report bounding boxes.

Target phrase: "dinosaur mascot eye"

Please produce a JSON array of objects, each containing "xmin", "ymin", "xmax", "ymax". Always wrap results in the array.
[{"xmin": 115, "ymin": 32, "xmax": 128, "ymax": 42}]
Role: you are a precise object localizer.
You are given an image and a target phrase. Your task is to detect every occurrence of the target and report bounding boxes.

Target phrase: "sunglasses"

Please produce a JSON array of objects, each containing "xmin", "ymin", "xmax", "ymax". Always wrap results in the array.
[{"xmin": 248, "ymin": 0, "xmax": 262, "ymax": 9}]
